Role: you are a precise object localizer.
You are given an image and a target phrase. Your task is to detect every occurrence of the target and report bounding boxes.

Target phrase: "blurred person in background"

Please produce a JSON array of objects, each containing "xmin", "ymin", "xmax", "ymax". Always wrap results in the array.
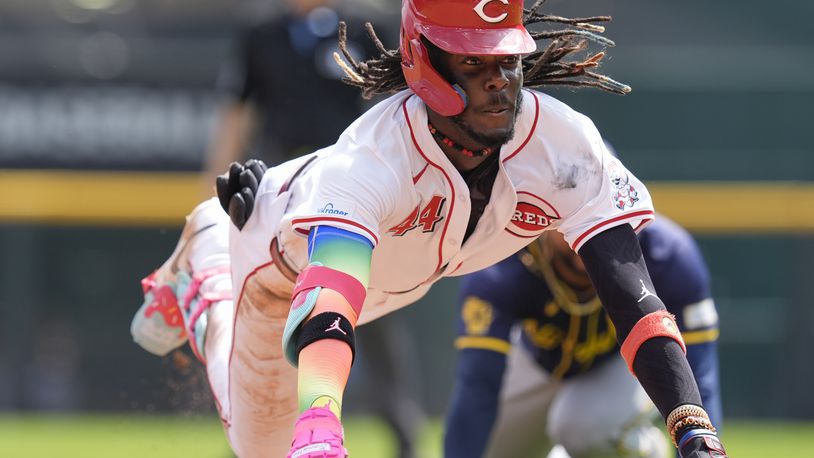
[
  {"xmin": 203, "ymin": 0, "xmax": 393, "ymax": 178},
  {"xmin": 445, "ymin": 214, "xmax": 723, "ymax": 458},
  {"xmin": 201, "ymin": 1, "xmax": 423, "ymax": 456}
]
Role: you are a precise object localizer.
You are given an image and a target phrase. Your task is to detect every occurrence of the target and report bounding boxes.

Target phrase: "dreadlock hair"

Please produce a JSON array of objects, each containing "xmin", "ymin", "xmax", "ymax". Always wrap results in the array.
[{"xmin": 333, "ymin": 0, "xmax": 631, "ymax": 99}]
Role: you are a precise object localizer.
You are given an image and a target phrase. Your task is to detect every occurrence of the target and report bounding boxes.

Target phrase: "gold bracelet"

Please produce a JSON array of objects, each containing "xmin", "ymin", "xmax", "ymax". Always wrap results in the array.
[
  {"xmin": 669, "ymin": 416, "xmax": 716, "ymax": 447},
  {"xmin": 666, "ymin": 404, "xmax": 709, "ymax": 432}
]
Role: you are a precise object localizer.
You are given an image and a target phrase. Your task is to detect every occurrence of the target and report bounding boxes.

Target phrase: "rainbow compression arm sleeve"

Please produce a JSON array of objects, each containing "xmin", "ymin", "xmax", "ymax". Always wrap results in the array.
[
  {"xmin": 282, "ymin": 225, "xmax": 373, "ymax": 365},
  {"xmin": 307, "ymin": 225, "xmax": 373, "ymax": 287},
  {"xmin": 296, "ymin": 225, "xmax": 373, "ymax": 417}
]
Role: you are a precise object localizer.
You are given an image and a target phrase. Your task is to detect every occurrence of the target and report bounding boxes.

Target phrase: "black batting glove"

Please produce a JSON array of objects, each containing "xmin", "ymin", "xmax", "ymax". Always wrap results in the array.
[
  {"xmin": 678, "ymin": 429, "xmax": 728, "ymax": 458},
  {"xmin": 215, "ymin": 159, "xmax": 267, "ymax": 230}
]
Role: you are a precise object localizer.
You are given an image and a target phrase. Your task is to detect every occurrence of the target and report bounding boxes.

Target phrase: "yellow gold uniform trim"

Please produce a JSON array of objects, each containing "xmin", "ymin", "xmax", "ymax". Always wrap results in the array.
[
  {"xmin": 1, "ymin": 172, "xmax": 813, "ymax": 231},
  {"xmin": 455, "ymin": 336, "xmax": 512, "ymax": 354},
  {"xmin": 649, "ymin": 181, "xmax": 814, "ymax": 233},
  {"xmin": 0, "ymin": 170, "xmax": 200, "ymax": 226},
  {"xmin": 681, "ymin": 328, "xmax": 720, "ymax": 345}
]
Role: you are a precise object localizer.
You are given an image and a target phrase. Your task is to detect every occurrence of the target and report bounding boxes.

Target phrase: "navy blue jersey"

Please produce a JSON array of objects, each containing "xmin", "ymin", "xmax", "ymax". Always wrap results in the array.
[
  {"xmin": 446, "ymin": 215, "xmax": 722, "ymax": 458},
  {"xmin": 455, "ymin": 215, "xmax": 717, "ymax": 378}
]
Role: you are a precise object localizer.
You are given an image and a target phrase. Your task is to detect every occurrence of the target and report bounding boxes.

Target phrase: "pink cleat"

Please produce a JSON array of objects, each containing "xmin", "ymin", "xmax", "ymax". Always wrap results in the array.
[
  {"xmin": 130, "ymin": 198, "xmax": 231, "ymax": 362},
  {"xmin": 286, "ymin": 407, "xmax": 349, "ymax": 458}
]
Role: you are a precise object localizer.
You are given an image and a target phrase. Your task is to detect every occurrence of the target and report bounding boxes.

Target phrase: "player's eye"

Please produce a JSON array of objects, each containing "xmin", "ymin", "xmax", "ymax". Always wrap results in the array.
[
  {"xmin": 463, "ymin": 57, "xmax": 482, "ymax": 65},
  {"xmin": 502, "ymin": 55, "xmax": 519, "ymax": 65}
]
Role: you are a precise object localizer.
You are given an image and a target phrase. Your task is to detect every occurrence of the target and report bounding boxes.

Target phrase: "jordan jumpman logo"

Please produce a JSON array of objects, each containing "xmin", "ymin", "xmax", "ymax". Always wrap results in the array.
[
  {"xmin": 637, "ymin": 279, "xmax": 656, "ymax": 303},
  {"xmin": 325, "ymin": 317, "xmax": 347, "ymax": 335}
]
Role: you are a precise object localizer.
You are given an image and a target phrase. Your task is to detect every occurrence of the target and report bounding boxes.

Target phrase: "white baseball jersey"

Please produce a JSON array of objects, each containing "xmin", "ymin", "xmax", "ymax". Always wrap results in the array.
[{"xmin": 232, "ymin": 89, "xmax": 654, "ymax": 324}]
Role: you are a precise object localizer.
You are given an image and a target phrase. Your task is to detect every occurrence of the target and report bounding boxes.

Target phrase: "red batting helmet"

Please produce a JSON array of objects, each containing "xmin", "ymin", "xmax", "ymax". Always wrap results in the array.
[{"xmin": 400, "ymin": 0, "xmax": 536, "ymax": 116}]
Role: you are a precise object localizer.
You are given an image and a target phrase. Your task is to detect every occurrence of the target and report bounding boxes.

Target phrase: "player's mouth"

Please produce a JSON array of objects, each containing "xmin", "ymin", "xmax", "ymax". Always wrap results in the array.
[{"xmin": 481, "ymin": 104, "xmax": 511, "ymax": 116}]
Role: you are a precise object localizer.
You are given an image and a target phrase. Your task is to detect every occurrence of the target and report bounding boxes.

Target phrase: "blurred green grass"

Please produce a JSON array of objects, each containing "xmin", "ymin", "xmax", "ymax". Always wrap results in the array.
[{"xmin": 0, "ymin": 414, "xmax": 807, "ymax": 457}]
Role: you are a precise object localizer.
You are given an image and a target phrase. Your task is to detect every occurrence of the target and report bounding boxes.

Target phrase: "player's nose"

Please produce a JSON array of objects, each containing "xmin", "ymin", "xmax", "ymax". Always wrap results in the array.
[{"xmin": 484, "ymin": 63, "xmax": 510, "ymax": 92}]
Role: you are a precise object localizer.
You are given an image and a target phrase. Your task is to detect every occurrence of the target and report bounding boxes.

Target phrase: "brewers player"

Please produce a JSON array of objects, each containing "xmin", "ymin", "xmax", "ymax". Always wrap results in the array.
[
  {"xmin": 445, "ymin": 215, "xmax": 722, "ymax": 458},
  {"xmin": 130, "ymin": 0, "xmax": 727, "ymax": 457}
]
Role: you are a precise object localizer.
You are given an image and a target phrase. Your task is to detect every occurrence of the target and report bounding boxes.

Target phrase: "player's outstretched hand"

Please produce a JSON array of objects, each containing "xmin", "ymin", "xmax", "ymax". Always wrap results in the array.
[
  {"xmin": 678, "ymin": 429, "xmax": 728, "ymax": 458},
  {"xmin": 215, "ymin": 159, "xmax": 267, "ymax": 230}
]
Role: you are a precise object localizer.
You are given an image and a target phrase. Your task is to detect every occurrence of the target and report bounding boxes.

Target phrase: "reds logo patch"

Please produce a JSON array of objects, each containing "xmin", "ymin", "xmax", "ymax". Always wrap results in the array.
[
  {"xmin": 506, "ymin": 191, "xmax": 560, "ymax": 238},
  {"xmin": 474, "ymin": 0, "xmax": 509, "ymax": 23}
]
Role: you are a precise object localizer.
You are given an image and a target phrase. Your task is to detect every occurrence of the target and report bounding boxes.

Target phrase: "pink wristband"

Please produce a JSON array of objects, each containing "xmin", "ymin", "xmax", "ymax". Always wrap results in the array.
[
  {"xmin": 292, "ymin": 265, "xmax": 366, "ymax": 319},
  {"xmin": 620, "ymin": 310, "xmax": 686, "ymax": 374}
]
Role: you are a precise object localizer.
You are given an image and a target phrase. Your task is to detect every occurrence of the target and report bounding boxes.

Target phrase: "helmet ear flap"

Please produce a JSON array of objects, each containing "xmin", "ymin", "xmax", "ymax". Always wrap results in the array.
[{"xmin": 401, "ymin": 38, "xmax": 467, "ymax": 117}]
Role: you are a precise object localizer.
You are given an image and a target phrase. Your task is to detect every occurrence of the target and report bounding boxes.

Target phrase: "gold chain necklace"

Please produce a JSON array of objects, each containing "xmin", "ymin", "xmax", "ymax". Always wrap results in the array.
[{"xmin": 525, "ymin": 239, "xmax": 602, "ymax": 316}]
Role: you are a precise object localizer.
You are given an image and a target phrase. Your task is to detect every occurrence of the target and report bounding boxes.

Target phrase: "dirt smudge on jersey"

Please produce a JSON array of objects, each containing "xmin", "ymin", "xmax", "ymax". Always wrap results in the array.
[{"xmin": 553, "ymin": 162, "xmax": 582, "ymax": 190}]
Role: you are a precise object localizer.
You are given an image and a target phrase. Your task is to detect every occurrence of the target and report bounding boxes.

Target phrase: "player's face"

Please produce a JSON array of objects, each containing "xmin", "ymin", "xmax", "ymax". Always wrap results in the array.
[{"xmin": 443, "ymin": 53, "xmax": 523, "ymax": 148}]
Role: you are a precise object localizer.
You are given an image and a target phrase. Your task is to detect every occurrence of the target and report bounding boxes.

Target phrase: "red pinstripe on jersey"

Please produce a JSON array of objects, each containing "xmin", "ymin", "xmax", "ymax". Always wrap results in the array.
[
  {"xmin": 403, "ymin": 96, "xmax": 455, "ymax": 277},
  {"xmin": 412, "ymin": 163, "xmax": 430, "ymax": 184},
  {"xmin": 291, "ymin": 216, "xmax": 379, "ymax": 245},
  {"xmin": 225, "ymin": 259, "xmax": 277, "ymax": 427},
  {"xmin": 502, "ymin": 90, "xmax": 540, "ymax": 163},
  {"xmin": 571, "ymin": 210, "xmax": 655, "ymax": 251}
]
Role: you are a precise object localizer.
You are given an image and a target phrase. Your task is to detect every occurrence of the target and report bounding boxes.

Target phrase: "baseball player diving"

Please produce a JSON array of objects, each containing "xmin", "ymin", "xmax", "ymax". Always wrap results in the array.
[
  {"xmin": 445, "ymin": 214, "xmax": 723, "ymax": 458},
  {"xmin": 129, "ymin": 0, "xmax": 728, "ymax": 457}
]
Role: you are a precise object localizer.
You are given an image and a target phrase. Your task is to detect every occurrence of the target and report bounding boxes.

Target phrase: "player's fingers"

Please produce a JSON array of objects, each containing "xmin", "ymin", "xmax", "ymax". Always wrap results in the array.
[
  {"xmin": 239, "ymin": 168, "xmax": 259, "ymax": 193},
  {"xmin": 227, "ymin": 162, "xmax": 244, "ymax": 192},
  {"xmin": 228, "ymin": 193, "xmax": 247, "ymax": 230},
  {"xmin": 215, "ymin": 175, "xmax": 232, "ymax": 213},
  {"xmin": 245, "ymin": 158, "xmax": 264, "ymax": 170},
  {"xmin": 240, "ymin": 186, "xmax": 255, "ymax": 221},
  {"xmin": 246, "ymin": 159, "xmax": 267, "ymax": 182}
]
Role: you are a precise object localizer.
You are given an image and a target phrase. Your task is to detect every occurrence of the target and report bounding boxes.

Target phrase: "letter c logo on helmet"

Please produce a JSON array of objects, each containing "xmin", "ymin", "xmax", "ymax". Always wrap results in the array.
[
  {"xmin": 400, "ymin": 0, "xmax": 536, "ymax": 117},
  {"xmin": 474, "ymin": 0, "xmax": 509, "ymax": 24}
]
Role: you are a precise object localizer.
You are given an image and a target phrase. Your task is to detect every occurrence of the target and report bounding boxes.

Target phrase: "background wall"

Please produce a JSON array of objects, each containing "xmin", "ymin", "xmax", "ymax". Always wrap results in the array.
[{"xmin": 1, "ymin": 0, "xmax": 812, "ymax": 425}]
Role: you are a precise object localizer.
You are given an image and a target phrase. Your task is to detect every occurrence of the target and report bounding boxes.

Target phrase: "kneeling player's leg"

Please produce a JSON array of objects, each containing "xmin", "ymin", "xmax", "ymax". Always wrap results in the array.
[
  {"xmin": 547, "ymin": 355, "xmax": 669, "ymax": 458},
  {"xmin": 484, "ymin": 343, "xmax": 558, "ymax": 458}
]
